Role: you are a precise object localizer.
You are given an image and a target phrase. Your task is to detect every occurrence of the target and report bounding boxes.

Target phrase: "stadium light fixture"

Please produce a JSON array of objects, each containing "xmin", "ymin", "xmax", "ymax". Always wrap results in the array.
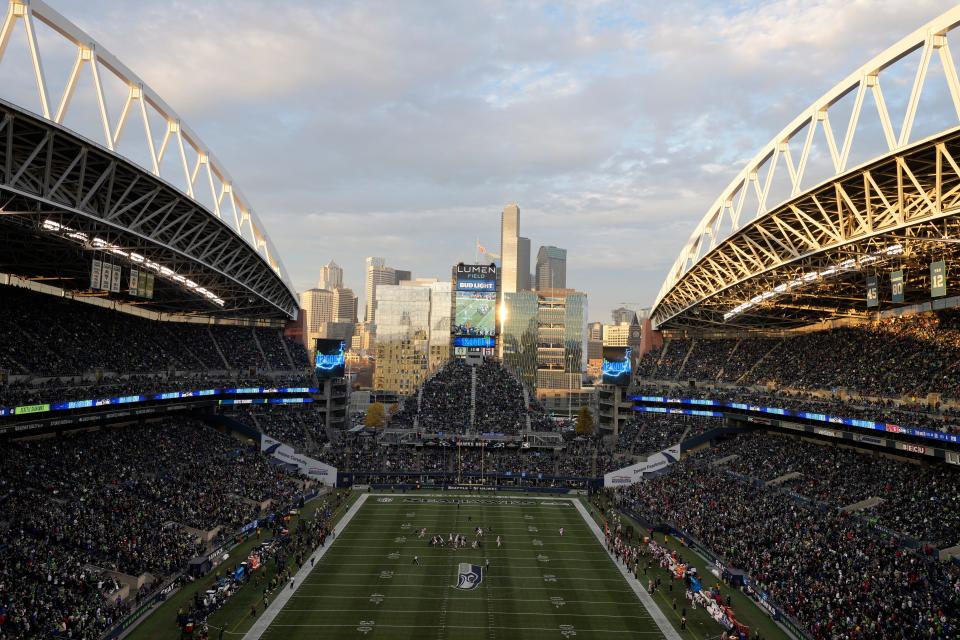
[{"xmin": 40, "ymin": 218, "xmax": 225, "ymax": 307}]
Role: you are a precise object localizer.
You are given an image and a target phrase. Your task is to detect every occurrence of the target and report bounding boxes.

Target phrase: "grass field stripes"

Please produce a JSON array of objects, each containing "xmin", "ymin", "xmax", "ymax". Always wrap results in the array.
[{"xmin": 245, "ymin": 494, "xmax": 674, "ymax": 640}]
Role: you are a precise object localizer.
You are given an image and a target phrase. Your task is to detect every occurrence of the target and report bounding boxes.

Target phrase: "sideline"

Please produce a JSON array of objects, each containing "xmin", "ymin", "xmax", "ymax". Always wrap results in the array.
[
  {"xmin": 572, "ymin": 499, "xmax": 682, "ymax": 640},
  {"xmin": 242, "ymin": 492, "xmax": 370, "ymax": 639}
]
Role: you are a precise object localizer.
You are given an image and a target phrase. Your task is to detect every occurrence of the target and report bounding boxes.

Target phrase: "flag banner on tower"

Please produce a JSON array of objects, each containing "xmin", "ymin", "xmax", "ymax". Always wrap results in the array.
[
  {"xmin": 891, "ymin": 270, "xmax": 904, "ymax": 303},
  {"xmin": 100, "ymin": 261, "xmax": 113, "ymax": 290},
  {"xmin": 129, "ymin": 268, "xmax": 139, "ymax": 296},
  {"xmin": 866, "ymin": 276, "xmax": 878, "ymax": 308},
  {"xmin": 145, "ymin": 273, "xmax": 155, "ymax": 299},
  {"xmin": 931, "ymin": 260, "xmax": 946, "ymax": 298},
  {"xmin": 91, "ymin": 259, "xmax": 102, "ymax": 289},
  {"xmin": 138, "ymin": 271, "xmax": 147, "ymax": 297},
  {"xmin": 110, "ymin": 264, "xmax": 122, "ymax": 293}
]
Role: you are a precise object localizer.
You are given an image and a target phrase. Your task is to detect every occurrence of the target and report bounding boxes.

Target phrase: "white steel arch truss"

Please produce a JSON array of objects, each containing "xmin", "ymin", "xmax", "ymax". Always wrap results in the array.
[
  {"xmin": 0, "ymin": 0, "xmax": 293, "ymax": 295},
  {"xmin": 654, "ymin": 5, "xmax": 960, "ymax": 328}
]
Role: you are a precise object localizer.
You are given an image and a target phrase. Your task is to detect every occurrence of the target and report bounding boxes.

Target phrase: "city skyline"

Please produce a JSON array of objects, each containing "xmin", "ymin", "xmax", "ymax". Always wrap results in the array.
[
  {"xmin": 36, "ymin": 1, "xmax": 950, "ymax": 322},
  {"xmin": 24, "ymin": 0, "xmax": 943, "ymax": 319}
]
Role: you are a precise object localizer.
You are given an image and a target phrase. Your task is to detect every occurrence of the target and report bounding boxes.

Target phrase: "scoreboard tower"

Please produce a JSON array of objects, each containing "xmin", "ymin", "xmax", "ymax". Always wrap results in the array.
[{"xmin": 451, "ymin": 263, "xmax": 499, "ymax": 362}]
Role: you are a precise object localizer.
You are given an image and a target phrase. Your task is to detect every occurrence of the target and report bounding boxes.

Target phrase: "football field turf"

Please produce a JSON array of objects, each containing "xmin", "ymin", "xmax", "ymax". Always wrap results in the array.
[{"xmin": 250, "ymin": 494, "xmax": 667, "ymax": 640}]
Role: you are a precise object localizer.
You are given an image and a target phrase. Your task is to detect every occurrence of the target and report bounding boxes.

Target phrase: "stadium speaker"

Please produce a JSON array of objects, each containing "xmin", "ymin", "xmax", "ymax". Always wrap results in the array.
[{"xmin": 688, "ymin": 380, "xmax": 696, "ymax": 389}]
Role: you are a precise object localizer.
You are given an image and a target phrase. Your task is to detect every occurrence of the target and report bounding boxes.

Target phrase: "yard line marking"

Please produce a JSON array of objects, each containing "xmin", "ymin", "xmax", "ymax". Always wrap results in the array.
[
  {"xmin": 303, "ymin": 572, "xmax": 629, "ymax": 582},
  {"xmin": 276, "ymin": 609, "xmax": 654, "ymax": 619},
  {"xmin": 292, "ymin": 583, "xmax": 637, "ymax": 592},
  {"xmin": 290, "ymin": 594, "xmax": 645, "ymax": 605},
  {"xmin": 264, "ymin": 623, "xmax": 661, "ymax": 634}
]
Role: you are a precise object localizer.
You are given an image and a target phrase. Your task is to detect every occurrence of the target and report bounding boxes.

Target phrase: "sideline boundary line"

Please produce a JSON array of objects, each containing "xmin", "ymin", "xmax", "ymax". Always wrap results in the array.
[
  {"xmin": 572, "ymin": 499, "xmax": 681, "ymax": 640},
  {"xmin": 242, "ymin": 492, "xmax": 370, "ymax": 639}
]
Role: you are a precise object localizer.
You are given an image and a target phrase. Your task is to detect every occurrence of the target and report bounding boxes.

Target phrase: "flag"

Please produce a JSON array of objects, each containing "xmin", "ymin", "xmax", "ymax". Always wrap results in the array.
[{"xmin": 477, "ymin": 239, "xmax": 487, "ymax": 254}]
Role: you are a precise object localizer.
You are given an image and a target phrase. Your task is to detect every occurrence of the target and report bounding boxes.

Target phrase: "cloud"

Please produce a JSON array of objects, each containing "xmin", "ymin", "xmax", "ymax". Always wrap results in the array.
[{"xmin": 32, "ymin": 0, "xmax": 958, "ymax": 319}]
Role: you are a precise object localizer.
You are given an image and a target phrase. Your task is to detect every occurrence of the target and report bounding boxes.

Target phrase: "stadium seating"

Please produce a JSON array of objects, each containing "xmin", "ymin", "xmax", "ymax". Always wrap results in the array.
[
  {"xmin": 0, "ymin": 285, "xmax": 309, "ymax": 379},
  {"xmin": 0, "ymin": 417, "xmax": 310, "ymax": 639},
  {"xmin": 613, "ymin": 431, "xmax": 960, "ymax": 638}
]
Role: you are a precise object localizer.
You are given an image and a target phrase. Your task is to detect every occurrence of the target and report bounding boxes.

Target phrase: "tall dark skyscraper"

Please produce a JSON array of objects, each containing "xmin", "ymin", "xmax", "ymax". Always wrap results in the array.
[{"xmin": 535, "ymin": 245, "xmax": 567, "ymax": 290}]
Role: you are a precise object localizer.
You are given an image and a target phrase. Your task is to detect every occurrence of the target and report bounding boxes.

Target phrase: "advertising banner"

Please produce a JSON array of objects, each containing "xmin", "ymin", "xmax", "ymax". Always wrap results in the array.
[
  {"xmin": 261, "ymin": 434, "xmax": 337, "ymax": 485},
  {"xmin": 603, "ymin": 444, "xmax": 680, "ymax": 487}
]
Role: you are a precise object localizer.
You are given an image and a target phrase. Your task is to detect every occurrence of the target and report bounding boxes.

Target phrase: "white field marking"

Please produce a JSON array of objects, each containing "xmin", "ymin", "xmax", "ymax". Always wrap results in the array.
[
  {"xmin": 290, "ymin": 583, "xmax": 636, "ymax": 592},
  {"xmin": 319, "ymin": 549, "xmax": 610, "ymax": 558},
  {"xmin": 342, "ymin": 527, "xmax": 591, "ymax": 534},
  {"xmin": 275, "ymin": 609, "xmax": 654, "ymax": 619},
  {"xmin": 302, "ymin": 572, "xmax": 627, "ymax": 582},
  {"xmin": 264, "ymin": 623, "xmax": 660, "ymax": 634},
  {"xmin": 241, "ymin": 493, "xmax": 370, "ymax": 640},
  {"xmin": 289, "ymin": 594, "xmax": 644, "ymax": 605},
  {"xmin": 313, "ymin": 560, "xmax": 615, "ymax": 567},
  {"xmin": 572, "ymin": 499, "xmax": 679, "ymax": 640}
]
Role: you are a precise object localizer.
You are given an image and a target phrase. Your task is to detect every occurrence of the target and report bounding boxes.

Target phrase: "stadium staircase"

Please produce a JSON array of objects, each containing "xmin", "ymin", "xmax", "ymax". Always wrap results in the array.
[
  {"xmin": 715, "ymin": 338, "xmax": 742, "ymax": 382},
  {"xmin": 675, "ymin": 339, "xmax": 697, "ymax": 380},
  {"xmin": 651, "ymin": 338, "xmax": 671, "ymax": 378},
  {"xmin": 735, "ymin": 339, "xmax": 783, "ymax": 384},
  {"xmin": 301, "ymin": 424, "xmax": 320, "ymax": 455},
  {"xmin": 206, "ymin": 326, "xmax": 231, "ymax": 368},
  {"xmin": 278, "ymin": 331, "xmax": 297, "ymax": 368},
  {"xmin": 522, "ymin": 385, "xmax": 532, "ymax": 431},
  {"xmin": 469, "ymin": 365, "xmax": 477, "ymax": 431},
  {"xmin": 250, "ymin": 328, "xmax": 270, "ymax": 369}
]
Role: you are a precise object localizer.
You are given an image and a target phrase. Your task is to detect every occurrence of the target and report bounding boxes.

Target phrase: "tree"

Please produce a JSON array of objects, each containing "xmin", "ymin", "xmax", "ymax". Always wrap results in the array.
[
  {"xmin": 575, "ymin": 405, "xmax": 594, "ymax": 436},
  {"xmin": 365, "ymin": 402, "xmax": 386, "ymax": 428}
]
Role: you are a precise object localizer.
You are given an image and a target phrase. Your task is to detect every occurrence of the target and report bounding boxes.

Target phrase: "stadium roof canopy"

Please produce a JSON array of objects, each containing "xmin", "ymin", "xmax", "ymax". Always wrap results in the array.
[
  {"xmin": 652, "ymin": 7, "xmax": 960, "ymax": 331},
  {"xmin": 0, "ymin": 0, "xmax": 297, "ymax": 320}
]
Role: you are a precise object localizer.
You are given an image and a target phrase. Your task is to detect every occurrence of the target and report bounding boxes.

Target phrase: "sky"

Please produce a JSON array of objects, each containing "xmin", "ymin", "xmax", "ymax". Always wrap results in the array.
[{"xmin": 12, "ymin": 0, "xmax": 957, "ymax": 321}]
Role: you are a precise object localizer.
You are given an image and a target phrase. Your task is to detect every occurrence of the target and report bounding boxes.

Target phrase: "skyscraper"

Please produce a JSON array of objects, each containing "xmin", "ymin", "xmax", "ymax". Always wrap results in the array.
[
  {"xmin": 500, "ymin": 204, "xmax": 520, "ymax": 293},
  {"xmin": 517, "ymin": 236, "xmax": 531, "ymax": 291},
  {"xmin": 318, "ymin": 260, "xmax": 343, "ymax": 290},
  {"xmin": 611, "ymin": 306, "xmax": 635, "ymax": 325},
  {"xmin": 500, "ymin": 288, "xmax": 587, "ymax": 392},
  {"xmin": 535, "ymin": 246, "xmax": 567, "ymax": 290},
  {"xmin": 332, "ymin": 287, "xmax": 358, "ymax": 323},
  {"xmin": 300, "ymin": 288, "xmax": 335, "ymax": 332},
  {"xmin": 372, "ymin": 280, "xmax": 450, "ymax": 395},
  {"xmin": 364, "ymin": 257, "xmax": 396, "ymax": 324}
]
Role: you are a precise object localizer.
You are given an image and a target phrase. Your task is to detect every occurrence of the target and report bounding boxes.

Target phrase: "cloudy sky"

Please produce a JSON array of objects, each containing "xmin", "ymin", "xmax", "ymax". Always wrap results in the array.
[{"xmin": 12, "ymin": 0, "xmax": 956, "ymax": 320}]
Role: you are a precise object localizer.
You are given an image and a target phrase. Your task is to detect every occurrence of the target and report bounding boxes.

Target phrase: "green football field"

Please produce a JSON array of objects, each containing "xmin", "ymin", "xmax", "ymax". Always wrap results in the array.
[{"xmin": 249, "ymin": 494, "xmax": 666, "ymax": 640}]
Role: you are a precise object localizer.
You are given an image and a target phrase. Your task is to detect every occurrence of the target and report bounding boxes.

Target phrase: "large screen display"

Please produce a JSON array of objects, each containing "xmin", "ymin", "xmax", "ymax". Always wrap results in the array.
[
  {"xmin": 314, "ymin": 339, "xmax": 346, "ymax": 378},
  {"xmin": 453, "ymin": 264, "xmax": 497, "ymax": 348},
  {"xmin": 602, "ymin": 347, "xmax": 632, "ymax": 386}
]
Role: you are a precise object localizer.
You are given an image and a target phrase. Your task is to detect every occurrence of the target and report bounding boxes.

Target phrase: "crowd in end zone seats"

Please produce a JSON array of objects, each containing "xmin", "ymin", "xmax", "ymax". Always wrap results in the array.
[
  {"xmin": 0, "ymin": 418, "xmax": 309, "ymax": 640},
  {"xmin": 636, "ymin": 309, "xmax": 960, "ymax": 398},
  {"xmin": 613, "ymin": 431, "xmax": 959, "ymax": 639},
  {"xmin": 0, "ymin": 285, "xmax": 309, "ymax": 380},
  {"xmin": 390, "ymin": 359, "xmax": 554, "ymax": 434}
]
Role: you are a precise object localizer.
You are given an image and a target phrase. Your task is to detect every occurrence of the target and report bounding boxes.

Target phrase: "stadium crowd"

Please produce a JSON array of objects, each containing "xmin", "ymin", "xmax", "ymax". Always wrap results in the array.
[
  {"xmin": 0, "ymin": 418, "xmax": 311, "ymax": 640},
  {"xmin": 0, "ymin": 285, "xmax": 309, "ymax": 379},
  {"xmin": 390, "ymin": 359, "xmax": 554, "ymax": 434},
  {"xmin": 613, "ymin": 432, "xmax": 960, "ymax": 639},
  {"xmin": 636, "ymin": 309, "xmax": 960, "ymax": 399}
]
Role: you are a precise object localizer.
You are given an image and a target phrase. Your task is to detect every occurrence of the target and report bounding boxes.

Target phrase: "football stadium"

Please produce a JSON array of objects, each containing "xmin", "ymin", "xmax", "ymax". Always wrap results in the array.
[{"xmin": 0, "ymin": 2, "xmax": 959, "ymax": 640}]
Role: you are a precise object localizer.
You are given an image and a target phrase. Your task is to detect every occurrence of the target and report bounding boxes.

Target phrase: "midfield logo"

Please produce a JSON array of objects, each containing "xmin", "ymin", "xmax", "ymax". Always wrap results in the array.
[{"xmin": 454, "ymin": 562, "xmax": 483, "ymax": 590}]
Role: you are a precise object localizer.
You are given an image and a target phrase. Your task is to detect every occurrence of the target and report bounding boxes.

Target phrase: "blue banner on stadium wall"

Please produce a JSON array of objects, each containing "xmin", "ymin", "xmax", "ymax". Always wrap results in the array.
[
  {"xmin": 629, "ymin": 396, "xmax": 960, "ymax": 445},
  {"xmin": 866, "ymin": 276, "xmax": 878, "ymax": 308},
  {"xmin": 891, "ymin": 270, "xmax": 904, "ymax": 303},
  {"xmin": 931, "ymin": 260, "xmax": 946, "ymax": 297}
]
